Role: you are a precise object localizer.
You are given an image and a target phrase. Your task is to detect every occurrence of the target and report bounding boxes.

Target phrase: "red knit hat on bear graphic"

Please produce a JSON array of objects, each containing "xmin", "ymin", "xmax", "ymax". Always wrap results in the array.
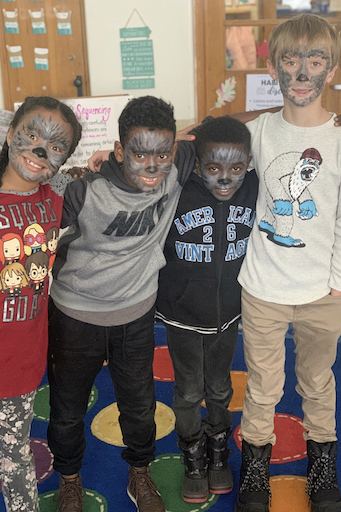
[{"xmin": 300, "ymin": 148, "xmax": 323, "ymax": 164}]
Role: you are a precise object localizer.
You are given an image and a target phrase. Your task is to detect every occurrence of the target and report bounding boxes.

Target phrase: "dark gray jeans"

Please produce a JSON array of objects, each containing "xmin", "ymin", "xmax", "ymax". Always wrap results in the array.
[
  {"xmin": 47, "ymin": 302, "xmax": 157, "ymax": 474},
  {"xmin": 165, "ymin": 320, "xmax": 238, "ymax": 444}
]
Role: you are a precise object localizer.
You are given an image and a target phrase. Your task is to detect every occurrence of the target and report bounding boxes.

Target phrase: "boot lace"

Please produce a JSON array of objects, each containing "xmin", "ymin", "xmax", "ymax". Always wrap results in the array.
[
  {"xmin": 57, "ymin": 480, "xmax": 83, "ymax": 511},
  {"xmin": 239, "ymin": 456, "xmax": 272, "ymax": 499},
  {"xmin": 132, "ymin": 471, "xmax": 161, "ymax": 505},
  {"xmin": 306, "ymin": 450, "xmax": 338, "ymax": 498}
]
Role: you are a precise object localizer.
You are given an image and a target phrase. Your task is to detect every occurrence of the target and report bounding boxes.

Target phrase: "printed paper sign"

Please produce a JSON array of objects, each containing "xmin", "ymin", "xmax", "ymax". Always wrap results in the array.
[
  {"xmin": 3, "ymin": 8, "xmax": 19, "ymax": 33},
  {"xmin": 6, "ymin": 45, "xmax": 24, "ymax": 68},
  {"xmin": 246, "ymin": 74, "xmax": 283, "ymax": 111},
  {"xmin": 121, "ymin": 40, "xmax": 154, "ymax": 77},
  {"xmin": 29, "ymin": 9, "xmax": 46, "ymax": 34},
  {"xmin": 34, "ymin": 48, "xmax": 49, "ymax": 70},
  {"xmin": 53, "ymin": 8, "xmax": 72, "ymax": 35}
]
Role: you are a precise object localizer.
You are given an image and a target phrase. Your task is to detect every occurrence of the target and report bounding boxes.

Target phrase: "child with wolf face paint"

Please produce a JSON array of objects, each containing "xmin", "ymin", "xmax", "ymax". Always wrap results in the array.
[
  {"xmin": 233, "ymin": 14, "xmax": 341, "ymax": 512},
  {"xmin": 156, "ymin": 116, "xmax": 257, "ymax": 504},
  {"xmin": 0, "ymin": 96, "xmax": 81, "ymax": 512},
  {"xmin": 47, "ymin": 96, "xmax": 199, "ymax": 512}
]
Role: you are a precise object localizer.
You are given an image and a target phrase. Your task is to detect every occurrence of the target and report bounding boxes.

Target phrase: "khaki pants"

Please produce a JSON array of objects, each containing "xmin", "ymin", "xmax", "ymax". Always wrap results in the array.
[{"xmin": 240, "ymin": 289, "xmax": 341, "ymax": 446}]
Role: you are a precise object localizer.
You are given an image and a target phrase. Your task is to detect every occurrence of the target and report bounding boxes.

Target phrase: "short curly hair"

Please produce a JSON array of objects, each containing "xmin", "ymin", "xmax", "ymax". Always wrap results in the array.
[
  {"xmin": 195, "ymin": 116, "xmax": 251, "ymax": 161},
  {"xmin": 118, "ymin": 96, "xmax": 176, "ymax": 146}
]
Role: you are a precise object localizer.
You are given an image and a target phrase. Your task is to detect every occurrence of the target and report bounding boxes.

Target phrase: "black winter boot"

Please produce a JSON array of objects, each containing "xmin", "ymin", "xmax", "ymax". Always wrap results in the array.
[
  {"xmin": 207, "ymin": 430, "xmax": 233, "ymax": 494},
  {"xmin": 306, "ymin": 440, "xmax": 341, "ymax": 512},
  {"xmin": 234, "ymin": 440, "xmax": 272, "ymax": 512},
  {"xmin": 178, "ymin": 436, "xmax": 209, "ymax": 503}
]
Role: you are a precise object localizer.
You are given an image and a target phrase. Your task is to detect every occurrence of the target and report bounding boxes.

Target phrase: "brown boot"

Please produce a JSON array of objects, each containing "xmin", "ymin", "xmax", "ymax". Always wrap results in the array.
[
  {"xmin": 127, "ymin": 466, "xmax": 165, "ymax": 512},
  {"xmin": 57, "ymin": 474, "xmax": 83, "ymax": 512}
]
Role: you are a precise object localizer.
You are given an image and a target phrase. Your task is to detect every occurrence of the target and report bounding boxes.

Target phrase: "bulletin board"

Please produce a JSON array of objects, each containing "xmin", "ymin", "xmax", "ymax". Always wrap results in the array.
[{"xmin": 15, "ymin": 94, "xmax": 133, "ymax": 169}]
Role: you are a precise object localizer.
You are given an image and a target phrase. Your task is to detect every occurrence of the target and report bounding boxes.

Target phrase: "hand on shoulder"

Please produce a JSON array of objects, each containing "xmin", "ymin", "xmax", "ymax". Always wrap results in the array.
[{"xmin": 88, "ymin": 150, "xmax": 111, "ymax": 172}]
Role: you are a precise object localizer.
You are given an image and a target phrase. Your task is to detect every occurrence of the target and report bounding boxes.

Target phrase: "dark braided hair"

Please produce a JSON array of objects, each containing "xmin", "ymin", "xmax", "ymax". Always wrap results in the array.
[{"xmin": 0, "ymin": 96, "xmax": 82, "ymax": 187}]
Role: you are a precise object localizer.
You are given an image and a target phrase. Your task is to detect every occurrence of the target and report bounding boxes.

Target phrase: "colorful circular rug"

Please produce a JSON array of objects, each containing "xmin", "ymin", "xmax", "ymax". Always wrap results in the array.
[
  {"xmin": 91, "ymin": 401, "xmax": 175, "ymax": 446},
  {"xmin": 33, "ymin": 384, "xmax": 98, "ymax": 422},
  {"xmin": 39, "ymin": 489, "xmax": 107, "ymax": 512},
  {"xmin": 150, "ymin": 453, "xmax": 219, "ymax": 512},
  {"xmin": 234, "ymin": 413, "xmax": 307, "ymax": 464}
]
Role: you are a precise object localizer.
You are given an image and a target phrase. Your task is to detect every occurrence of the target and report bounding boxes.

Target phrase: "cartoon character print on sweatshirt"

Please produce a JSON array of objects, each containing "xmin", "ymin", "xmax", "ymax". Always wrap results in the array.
[
  {"xmin": 0, "ymin": 233, "xmax": 25, "ymax": 266},
  {"xmin": 1, "ymin": 203, "xmax": 61, "ymax": 319},
  {"xmin": 46, "ymin": 225, "xmax": 59, "ymax": 274},
  {"xmin": 24, "ymin": 250, "xmax": 49, "ymax": 293},
  {"xmin": 23, "ymin": 223, "xmax": 47, "ymax": 256},
  {"xmin": 259, "ymin": 148, "xmax": 322, "ymax": 248},
  {"xmin": 0, "ymin": 262, "xmax": 30, "ymax": 297}
]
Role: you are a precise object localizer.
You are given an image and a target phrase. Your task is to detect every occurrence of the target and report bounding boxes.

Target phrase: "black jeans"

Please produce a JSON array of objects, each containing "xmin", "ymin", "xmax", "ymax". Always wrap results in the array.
[
  {"xmin": 166, "ymin": 320, "xmax": 238, "ymax": 444},
  {"xmin": 47, "ymin": 302, "xmax": 156, "ymax": 474}
]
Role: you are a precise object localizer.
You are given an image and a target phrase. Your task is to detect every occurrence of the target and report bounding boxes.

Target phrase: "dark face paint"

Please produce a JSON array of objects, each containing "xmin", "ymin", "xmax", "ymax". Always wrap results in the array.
[
  {"xmin": 277, "ymin": 44, "xmax": 332, "ymax": 107},
  {"xmin": 199, "ymin": 143, "xmax": 249, "ymax": 201},
  {"xmin": 123, "ymin": 128, "xmax": 175, "ymax": 193},
  {"xmin": 8, "ymin": 109, "xmax": 73, "ymax": 185}
]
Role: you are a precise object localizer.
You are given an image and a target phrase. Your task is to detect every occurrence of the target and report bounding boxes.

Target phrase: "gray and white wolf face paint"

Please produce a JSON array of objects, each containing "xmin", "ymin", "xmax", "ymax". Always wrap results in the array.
[
  {"xmin": 121, "ymin": 128, "xmax": 176, "ymax": 193},
  {"xmin": 275, "ymin": 43, "xmax": 333, "ymax": 107},
  {"xmin": 198, "ymin": 142, "xmax": 250, "ymax": 201},
  {"xmin": 7, "ymin": 109, "xmax": 73, "ymax": 184}
]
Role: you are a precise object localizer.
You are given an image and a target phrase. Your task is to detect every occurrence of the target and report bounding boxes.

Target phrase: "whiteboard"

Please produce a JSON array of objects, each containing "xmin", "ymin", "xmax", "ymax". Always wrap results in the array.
[{"xmin": 15, "ymin": 94, "xmax": 133, "ymax": 169}]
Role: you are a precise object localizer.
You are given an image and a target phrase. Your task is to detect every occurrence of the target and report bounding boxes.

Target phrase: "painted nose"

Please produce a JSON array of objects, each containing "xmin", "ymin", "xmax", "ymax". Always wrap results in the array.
[
  {"xmin": 218, "ymin": 178, "xmax": 232, "ymax": 185},
  {"xmin": 32, "ymin": 147, "xmax": 48, "ymax": 159},
  {"xmin": 145, "ymin": 166, "xmax": 158, "ymax": 174},
  {"xmin": 297, "ymin": 74, "xmax": 309, "ymax": 82}
]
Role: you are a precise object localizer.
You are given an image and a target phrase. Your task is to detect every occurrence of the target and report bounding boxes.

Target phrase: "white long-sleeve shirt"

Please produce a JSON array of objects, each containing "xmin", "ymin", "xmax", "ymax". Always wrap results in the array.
[{"xmin": 238, "ymin": 110, "xmax": 341, "ymax": 305}]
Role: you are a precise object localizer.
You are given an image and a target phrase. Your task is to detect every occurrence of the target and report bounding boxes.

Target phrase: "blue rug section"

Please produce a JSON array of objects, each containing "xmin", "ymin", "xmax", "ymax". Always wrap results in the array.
[{"xmin": 1, "ymin": 323, "xmax": 341, "ymax": 512}]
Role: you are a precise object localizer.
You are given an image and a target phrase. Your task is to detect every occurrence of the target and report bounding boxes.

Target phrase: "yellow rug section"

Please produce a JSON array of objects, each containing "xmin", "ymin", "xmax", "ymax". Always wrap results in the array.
[
  {"xmin": 201, "ymin": 370, "xmax": 247, "ymax": 411},
  {"xmin": 270, "ymin": 475, "xmax": 309, "ymax": 512},
  {"xmin": 91, "ymin": 401, "xmax": 175, "ymax": 446}
]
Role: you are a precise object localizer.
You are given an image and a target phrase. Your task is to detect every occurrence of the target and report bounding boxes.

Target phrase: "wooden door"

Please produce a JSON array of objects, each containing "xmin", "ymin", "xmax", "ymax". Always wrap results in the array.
[
  {"xmin": 195, "ymin": 0, "xmax": 341, "ymax": 120},
  {"xmin": 0, "ymin": 0, "xmax": 89, "ymax": 110}
]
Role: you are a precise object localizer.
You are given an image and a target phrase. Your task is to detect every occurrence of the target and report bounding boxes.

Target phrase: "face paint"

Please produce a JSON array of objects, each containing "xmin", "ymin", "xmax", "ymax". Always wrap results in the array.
[
  {"xmin": 277, "ymin": 44, "xmax": 332, "ymax": 107},
  {"xmin": 199, "ymin": 143, "xmax": 249, "ymax": 201},
  {"xmin": 7, "ymin": 109, "xmax": 73, "ymax": 186},
  {"xmin": 123, "ymin": 128, "xmax": 175, "ymax": 193}
]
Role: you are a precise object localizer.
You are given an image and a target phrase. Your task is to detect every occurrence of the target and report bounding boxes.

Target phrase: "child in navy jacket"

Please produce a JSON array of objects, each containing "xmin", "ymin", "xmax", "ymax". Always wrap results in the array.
[{"xmin": 156, "ymin": 116, "xmax": 258, "ymax": 503}]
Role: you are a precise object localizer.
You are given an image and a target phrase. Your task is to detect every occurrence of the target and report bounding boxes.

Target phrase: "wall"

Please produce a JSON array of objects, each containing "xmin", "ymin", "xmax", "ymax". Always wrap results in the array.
[{"xmin": 0, "ymin": 0, "xmax": 196, "ymax": 127}]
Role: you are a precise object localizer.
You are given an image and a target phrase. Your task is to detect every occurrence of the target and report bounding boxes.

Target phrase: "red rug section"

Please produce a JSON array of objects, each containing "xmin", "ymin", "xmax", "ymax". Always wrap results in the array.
[
  {"xmin": 233, "ymin": 413, "xmax": 307, "ymax": 463},
  {"xmin": 153, "ymin": 345, "xmax": 174, "ymax": 382}
]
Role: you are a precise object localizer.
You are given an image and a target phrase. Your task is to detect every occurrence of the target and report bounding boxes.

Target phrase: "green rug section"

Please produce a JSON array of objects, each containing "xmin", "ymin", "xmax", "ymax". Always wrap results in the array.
[
  {"xmin": 39, "ymin": 489, "xmax": 108, "ymax": 512},
  {"xmin": 150, "ymin": 453, "xmax": 219, "ymax": 512},
  {"xmin": 33, "ymin": 384, "xmax": 98, "ymax": 422},
  {"xmin": 39, "ymin": 489, "xmax": 107, "ymax": 512}
]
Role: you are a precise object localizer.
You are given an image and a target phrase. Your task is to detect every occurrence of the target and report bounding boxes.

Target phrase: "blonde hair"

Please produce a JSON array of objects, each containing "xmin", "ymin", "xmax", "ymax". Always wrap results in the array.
[{"xmin": 269, "ymin": 14, "xmax": 341, "ymax": 68}]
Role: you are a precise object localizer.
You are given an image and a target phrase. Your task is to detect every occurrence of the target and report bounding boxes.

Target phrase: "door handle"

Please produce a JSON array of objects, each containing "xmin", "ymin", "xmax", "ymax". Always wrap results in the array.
[
  {"xmin": 330, "ymin": 84, "xmax": 341, "ymax": 90},
  {"xmin": 73, "ymin": 75, "xmax": 83, "ymax": 97}
]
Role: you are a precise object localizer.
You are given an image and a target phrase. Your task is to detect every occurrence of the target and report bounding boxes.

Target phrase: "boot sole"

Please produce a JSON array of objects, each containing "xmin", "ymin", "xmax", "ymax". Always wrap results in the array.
[
  {"xmin": 181, "ymin": 492, "xmax": 209, "ymax": 503},
  {"xmin": 210, "ymin": 484, "xmax": 233, "ymax": 494}
]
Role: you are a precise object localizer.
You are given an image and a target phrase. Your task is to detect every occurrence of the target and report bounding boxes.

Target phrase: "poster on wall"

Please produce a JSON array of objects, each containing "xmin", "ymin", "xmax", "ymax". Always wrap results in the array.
[
  {"xmin": 0, "ymin": 109, "xmax": 14, "ymax": 149},
  {"xmin": 120, "ymin": 9, "xmax": 155, "ymax": 90},
  {"xmin": 246, "ymin": 74, "xmax": 283, "ymax": 111}
]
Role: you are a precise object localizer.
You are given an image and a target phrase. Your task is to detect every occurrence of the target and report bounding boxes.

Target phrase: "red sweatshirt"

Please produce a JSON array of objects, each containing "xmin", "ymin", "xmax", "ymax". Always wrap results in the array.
[{"xmin": 0, "ymin": 179, "xmax": 64, "ymax": 398}]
